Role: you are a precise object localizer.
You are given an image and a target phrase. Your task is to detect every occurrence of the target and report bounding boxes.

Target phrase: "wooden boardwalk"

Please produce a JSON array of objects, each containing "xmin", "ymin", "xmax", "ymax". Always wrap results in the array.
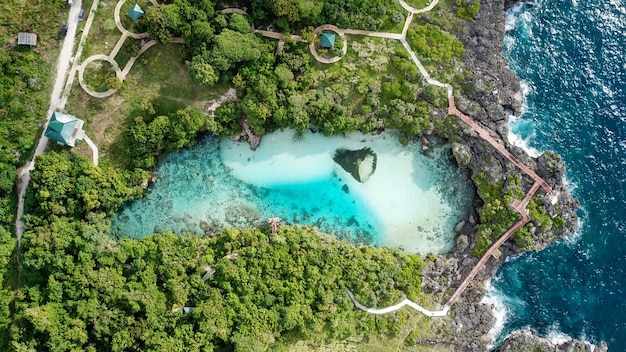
[
  {"xmin": 56, "ymin": 0, "xmax": 556, "ymax": 316},
  {"xmin": 340, "ymin": 0, "xmax": 554, "ymax": 312},
  {"xmin": 441, "ymin": 97, "xmax": 552, "ymax": 307},
  {"xmin": 444, "ymin": 181, "xmax": 539, "ymax": 307},
  {"xmin": 448, "ymin": 97, "xmax": 551, "ymax": 193}
]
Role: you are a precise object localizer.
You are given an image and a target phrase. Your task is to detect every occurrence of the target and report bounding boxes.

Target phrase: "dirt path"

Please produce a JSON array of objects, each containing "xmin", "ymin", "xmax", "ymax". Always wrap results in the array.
[{"xmin": 16, "ymin": 0, "xmax": 83, "ymax": 243}]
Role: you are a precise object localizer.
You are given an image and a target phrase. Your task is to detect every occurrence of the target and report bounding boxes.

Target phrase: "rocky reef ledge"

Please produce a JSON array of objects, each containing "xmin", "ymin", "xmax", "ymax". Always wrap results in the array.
[
  {"xmin": 494, "ymin": 330, "xmax": 608, "ymax": 352},
  {"xmin": 414, "ymin": 0, "xmax": 606, "ymax": 350}
]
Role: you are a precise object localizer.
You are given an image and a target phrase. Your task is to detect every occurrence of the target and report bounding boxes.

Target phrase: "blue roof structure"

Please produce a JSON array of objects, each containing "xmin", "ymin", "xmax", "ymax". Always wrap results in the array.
[
  {"xmin": 45, "ymin": 112, "xmax": 79, "ymax": 146},
  {"xmin": 128, "ymin": 4, "xmax": 144, "ymax": 21},
  {"xmin": 320, "ymin": 32, "xmax": 336, "ymax": 48}
]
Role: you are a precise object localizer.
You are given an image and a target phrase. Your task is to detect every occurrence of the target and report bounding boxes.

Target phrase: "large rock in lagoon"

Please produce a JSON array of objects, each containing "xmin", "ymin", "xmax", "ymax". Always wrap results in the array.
[{"xmin": 332, "ymin": 147, "xmax": 377, "ymax": 183}]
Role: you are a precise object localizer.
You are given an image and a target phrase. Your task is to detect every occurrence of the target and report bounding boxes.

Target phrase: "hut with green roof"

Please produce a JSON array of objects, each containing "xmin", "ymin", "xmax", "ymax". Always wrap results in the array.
[
  {"xmin": 45, "ymin": 112, "xmax": 84, "ymax": 147},
  {"xmin": 127, "ymin": 4, "xmax": 144, "ymax": 21},
  {"xmin": 320, "ymin": 32, "xmax": 336, "ymax": 48}
]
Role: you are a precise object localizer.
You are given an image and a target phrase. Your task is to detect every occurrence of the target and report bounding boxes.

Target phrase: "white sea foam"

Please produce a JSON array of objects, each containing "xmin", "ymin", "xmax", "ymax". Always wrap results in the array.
[
  {"xmin": 482, "ymin": 279, "xmax": 512, "ymax": 349},
  {"xmin": 507, "ymin": 126, "xmax": 542, "ymax": 158},
  {"xmin": 503, "ymin": 253, "xmax": 523, "ymax": 263},
  {"xmin": 505, "ymin": 3, "xmax": 526, "ymax": 32},
  {"xmin": 507, "ymin": 79, "xmax": 542, "ymax": 157},
  {"xmin": 496, "ymin": 327, "xmax": 599, "ymax": 351},
  {"xmin": 562, "ymin": 175, "xmax": 578, "ymax": 193},
  {"xmin": 518, "ymin": 80, "xmax": 532, "ymax": 114},
  {"xmin": 546, "ymin": 325, "xmax": 573, "ymax": 344},
  {"xmin": 561, "ymin": 209, "xmax": 585, "ymax": 247},
  {"xmin": 545, "ymin": 325, "xmax": 600, "ymax": 351},
  {"xmin": 503, "ymin": 35, "xmax": 516, "ymax": 52}
]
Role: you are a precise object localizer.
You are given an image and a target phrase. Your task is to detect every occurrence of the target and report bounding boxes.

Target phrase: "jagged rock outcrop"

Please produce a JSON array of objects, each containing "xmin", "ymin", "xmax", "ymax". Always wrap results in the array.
[
  {"xmin": 332, "ymin": 147, "xmax": 377, "ymax": 182},
  {"xmin": 494, "ymin": 330, "xmax": 608, "ymax": 352},
  {"xmin": 414, "ymin": 0, "xmax": 600, "ymax": 351},
  {"xmin": 444, "ymin": 0, "xmax": 580, "ymax": 247}
]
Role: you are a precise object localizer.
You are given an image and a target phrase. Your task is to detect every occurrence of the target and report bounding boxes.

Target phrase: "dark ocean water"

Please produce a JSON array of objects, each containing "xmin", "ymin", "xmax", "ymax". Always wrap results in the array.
[{"xmin": 488, "ymin": 0, "xmax": 626, "ymax": 349}]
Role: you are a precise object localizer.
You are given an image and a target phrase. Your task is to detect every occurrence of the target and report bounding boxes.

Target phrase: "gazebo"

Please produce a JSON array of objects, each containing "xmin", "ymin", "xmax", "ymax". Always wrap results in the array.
[
  {"xmin": 45, "ymin": 112, "xmax": 84, "ymax": 147},
  {"xmin": 17, "ymin": 32, "xmax": 37, "ymax": 46},
  {"xmin": 127, "ymin": 4, "xmax": 144, "ymax": 21},
  {"xmin": 320, "ymin": 32, "xmax": 336, "ymax": 48}
]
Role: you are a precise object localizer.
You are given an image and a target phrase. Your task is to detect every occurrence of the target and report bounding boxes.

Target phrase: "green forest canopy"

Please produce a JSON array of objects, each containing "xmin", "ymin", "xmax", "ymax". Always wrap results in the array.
[
  {"xmin": 0, "ymin": 0, "xmax": 564, "ymax": 350},
  {"xmin": 12, "ymin": 151, "xmax": 426, "ymax": 351}
]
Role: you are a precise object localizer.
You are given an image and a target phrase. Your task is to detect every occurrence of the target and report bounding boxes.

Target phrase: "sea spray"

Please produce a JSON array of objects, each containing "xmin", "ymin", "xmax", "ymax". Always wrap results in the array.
[
  {"xmin": 482, "ymin": 279, "xmax": 510, "ymax": 349},
  {"xmin": 496, "ymin": 0, "xmax": 626, "ymax": 346}
]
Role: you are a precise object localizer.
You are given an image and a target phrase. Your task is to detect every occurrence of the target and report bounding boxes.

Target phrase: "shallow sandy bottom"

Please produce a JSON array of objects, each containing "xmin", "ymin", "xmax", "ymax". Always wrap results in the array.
[{"xmin": 113, "ymin": 130, "xmax": 474, "ymax": 255}]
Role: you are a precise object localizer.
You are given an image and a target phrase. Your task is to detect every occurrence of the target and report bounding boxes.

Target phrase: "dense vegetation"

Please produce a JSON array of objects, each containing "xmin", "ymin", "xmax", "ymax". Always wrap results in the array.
[
  {"xmin": 120, "ymin": 108, "xmax": 208, "ymax": 169},
  {"xmin": 406, "ymin": 24, "xmax": 466, "ymax": 63},
  {"xmin": 0, "ymin": 1, "xmax": 68, "ymax": 347},
  {"xmin": 0, "ymin": 0, "xmax": 566, "ymax": 349},
  {"xmin": 114, "ymin": 0, "xmax": 464, "ymax": 157},
  {"xmin": 0, "ymin": 23, "xmax": 58, "ymax": 231},
  {"xmin": 10, "ymin": 151, "xmax": 426, "ymax": 351},
  {"xmin": 455, "ymin": 0, "xmax": 481, "ymax": 22},
  {"xmin": 472, "ymin": 173, "xmax": 522, "ymax": 256}
]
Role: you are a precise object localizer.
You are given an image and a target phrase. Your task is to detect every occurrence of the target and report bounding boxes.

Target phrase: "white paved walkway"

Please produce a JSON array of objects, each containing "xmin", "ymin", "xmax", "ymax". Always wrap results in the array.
[
  {"xmin": 247, "ymin": 0, "xmax": 551, "ymax": 318},
  {"xmin": 347, "ymin": 289, "xmax": 449, "ymax": 317},
  {"xmin": 13, "ymin": 0, "xmax": 552, "ymax": 320},
  {"xmin": 83, "ymin": 135, "xmax": 99, "ymax": 166}
]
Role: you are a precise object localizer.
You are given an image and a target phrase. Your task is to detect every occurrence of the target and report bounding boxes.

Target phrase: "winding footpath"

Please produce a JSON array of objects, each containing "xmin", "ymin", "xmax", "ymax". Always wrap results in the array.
[
  {"xmin": 77, "ymin": 0, "xmax": 183, "ymax": 99},
  {"xmin": 28, "ymin": 0, "xmax": 552, "ymax": 318},
  {"xmin": 248, "ymin": 0, "xmax": 550, "ymax": 315}
]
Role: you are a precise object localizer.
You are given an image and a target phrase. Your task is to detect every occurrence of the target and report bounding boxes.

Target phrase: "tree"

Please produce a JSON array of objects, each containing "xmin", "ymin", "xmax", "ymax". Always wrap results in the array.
[
  {"xmin": 189, "ymin": 55, "xmax": 219, "ymax": 87},
  {"xmin": 210, "ymin": 29, "xmax": 263, "ymax": 71},
  {"xmin": 166, "ymin": 109, "xmax": 207, "ymax": 150},
  {"xmin": 122, "ymin": 38, "xmax": 140, "ymax": 57},
  {"xmin": 144, "ymin": 7, "xmax": 172, "ymax": 44},
  {"xmin": 106, "ymin": 77, "xmax": 123, "ymax": 90},
  {"xmin": 0, "ymin": 163, "xmax": 15, "ymax": 195},
  {"xmin": 228, "ymin": 14, "xmax": 251, "ymax": 34},
  {"xmin": 274, "ymin": 63, "xmax": 294, "ymax": 88},
  {"xmin": 406, "ymin": 24, "xmax": 465, "ymax": 62}
]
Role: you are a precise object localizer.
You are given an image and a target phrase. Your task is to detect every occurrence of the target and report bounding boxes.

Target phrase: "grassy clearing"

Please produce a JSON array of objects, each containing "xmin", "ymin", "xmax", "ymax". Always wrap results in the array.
[
  {"xmin": 406, "ymin": 0, "xmax": 433, "ymax": 10},
  {"xmin": 0, "ymin": 0, "xmax": 65, "ymax": 161},
  {"xmin": 0, "ymin": 0, "xmax": 66, "ymax": 50},
  {"xmin": 287, "ymin": 309, "xmax": 455, "ymax": 351},
  {"xmin": 81, "ymin": 0, "xmax": 122, "ymax": 60},
  {"xmin": 71, "ymin": 0, "xmax": 95, "ymax": 54},
  {"xmin": 114, "ymin": 49, "xmax": 130, "ymax": 68},
  {"xmin": 413, "ymin": 0, "xmax": 470, "ymax": 35},
  {"xmin": 66, "ymin": 43, "xmax": 231, "ymax": 159},
  {"xmin": 309, "ymin": 35, "xmax": 416, "ymax": 111},
  {"xmin": 407, "ymin": 9, "xmax": 474, "ymax": 93},
  {"xmin": 83, "ymin": 59, "xmax": 117, "ymax": 91}
]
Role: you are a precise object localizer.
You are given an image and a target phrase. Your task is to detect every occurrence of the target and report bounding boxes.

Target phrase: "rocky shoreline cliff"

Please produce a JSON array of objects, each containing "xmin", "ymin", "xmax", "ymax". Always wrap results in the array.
[{"xmin": 418, "ymin": 0, "xmax": 605, "ymax": 350}]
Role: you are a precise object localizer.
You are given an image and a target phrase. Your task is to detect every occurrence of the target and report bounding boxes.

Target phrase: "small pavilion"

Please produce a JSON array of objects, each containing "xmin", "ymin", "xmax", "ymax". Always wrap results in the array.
[
  {"xmin": 320, "ymin": 32, "xmax": 336, "ymax": 48},
  {"xmin": 17, "ymin": 32, "xmax": 37, "ymax": 46},
  {"xmin": 45, "ymin": 112, "xmax": 84, "ymax": 147},
  {"xmin": 127, "ymin": 4, "xmax": 144, "ymax": 21}
]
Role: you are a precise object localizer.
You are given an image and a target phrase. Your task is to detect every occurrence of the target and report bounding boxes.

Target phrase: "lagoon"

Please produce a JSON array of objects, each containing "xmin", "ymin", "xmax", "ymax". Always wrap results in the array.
[{"xmin": 111, "ymin": 130, "xmax": 474, "ymax": 255}]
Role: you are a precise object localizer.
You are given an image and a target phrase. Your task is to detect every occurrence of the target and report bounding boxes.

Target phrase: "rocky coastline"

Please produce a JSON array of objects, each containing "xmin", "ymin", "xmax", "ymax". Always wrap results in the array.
[{"xmin": 417, "ymin": 0, "xmax": 605, "ymax": 350}]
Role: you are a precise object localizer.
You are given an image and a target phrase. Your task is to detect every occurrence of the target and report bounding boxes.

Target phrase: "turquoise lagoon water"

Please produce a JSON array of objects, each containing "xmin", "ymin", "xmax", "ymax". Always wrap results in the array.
[
  {"xmin": 485, "ymin": 0, "xmax": 626, "ymax": 349},
  {"xmin": 112, "ymin": 130, "xmax": 475, "ymax": 254}
]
